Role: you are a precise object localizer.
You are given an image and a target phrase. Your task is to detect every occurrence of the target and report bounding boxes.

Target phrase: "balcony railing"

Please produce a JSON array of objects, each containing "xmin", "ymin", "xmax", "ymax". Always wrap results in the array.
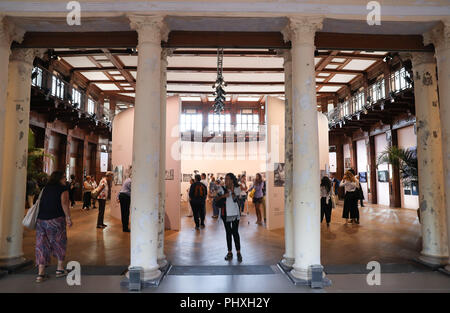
[
  {"xmin": 327, "ymin": 67, "xmax": 413, "ymax": 128},
  {"xmin": 31, "ymin": 66, "xmax": 111, "ymax": 125}
]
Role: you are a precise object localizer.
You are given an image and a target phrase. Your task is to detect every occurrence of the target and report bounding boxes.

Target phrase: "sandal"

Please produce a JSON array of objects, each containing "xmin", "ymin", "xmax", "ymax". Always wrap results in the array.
[
  {"xmin": 56, "ymin": 269, "xmax": 69, "ymax": 278},
  {"xmin": 35, "ymin": 273, "xmax": 49, "ymax": 283},
  {"xmin": 225, "ymin": 252, "xmax": 233, "ymax": 261}
]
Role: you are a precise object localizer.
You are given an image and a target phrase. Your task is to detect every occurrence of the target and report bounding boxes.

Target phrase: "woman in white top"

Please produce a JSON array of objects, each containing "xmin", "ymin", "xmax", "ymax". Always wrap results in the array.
[
  {"xmin": 340, "ymin": 170, "xmax": 360, "ymax": 224},
  {"xmin": 215, "ymin": 173, "xmax": 243, "ymax": 262}
]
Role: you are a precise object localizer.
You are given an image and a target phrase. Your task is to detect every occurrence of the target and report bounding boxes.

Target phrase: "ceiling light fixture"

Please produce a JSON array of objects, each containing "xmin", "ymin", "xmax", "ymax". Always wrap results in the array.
[{"xmin": 212, "ymin": 48, "xmax": 227, "ymax": 114}]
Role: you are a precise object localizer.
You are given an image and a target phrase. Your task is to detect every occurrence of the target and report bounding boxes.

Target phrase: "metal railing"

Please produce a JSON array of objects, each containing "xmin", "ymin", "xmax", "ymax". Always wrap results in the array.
[
  {"xmin": 32, "ymin": 66, "xmax": 110, "ymax": 124},
  {"xmin": 327, "ymin": 67, "xmax": 412, "ymax": 127}
]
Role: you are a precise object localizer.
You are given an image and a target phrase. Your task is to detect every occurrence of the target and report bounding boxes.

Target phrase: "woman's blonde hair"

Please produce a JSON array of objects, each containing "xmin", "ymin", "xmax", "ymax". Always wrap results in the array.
[{"xmin": 343, "ymin": 170, "xmax": 356, "ymax": 183}]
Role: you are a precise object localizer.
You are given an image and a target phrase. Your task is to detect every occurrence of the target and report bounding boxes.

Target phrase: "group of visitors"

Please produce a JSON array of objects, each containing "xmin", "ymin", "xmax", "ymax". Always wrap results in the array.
[{"xmin": 320, "ymin": 169, "xmax": 365, "ymax": 227}]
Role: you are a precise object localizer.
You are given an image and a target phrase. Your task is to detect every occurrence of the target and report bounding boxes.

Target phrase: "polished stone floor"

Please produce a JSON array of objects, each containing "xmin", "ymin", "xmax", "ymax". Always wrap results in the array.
[
  {"xmin": 20, "ymin": 199, "xmax": 422, "ymax": 267},
  {"xmin": 2, "ymin": 199, "xmax": 449, "ymax": 293}
]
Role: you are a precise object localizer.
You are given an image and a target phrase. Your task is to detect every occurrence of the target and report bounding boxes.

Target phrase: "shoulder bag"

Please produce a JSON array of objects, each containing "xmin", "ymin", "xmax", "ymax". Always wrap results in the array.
[{"xmin": 22, "ymin": 188, "xmax": 45, "ymax": 230}]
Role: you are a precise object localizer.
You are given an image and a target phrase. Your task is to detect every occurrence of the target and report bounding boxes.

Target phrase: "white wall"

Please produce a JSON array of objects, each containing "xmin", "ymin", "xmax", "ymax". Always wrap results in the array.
[
  {"xmin": 266, "ymin": 96, "xmax": 285, "ymax": 230},
  {"xmin": 397, "ymin": 125, "xmax": 418, "ymax": 209},
  {"xmin": 111, "ymin": 96, "xmax": 181, "ymax": 230},
  {"xmin": 375, "ymin": 133, "xmax": 390, "ymax": 206},
  {"xmin": 356, "ymin": 139, "xmax": 369, "ymax": 201},
  {"xmin": 180, "ymin": 141, "xmax": 267, "ymax": 201}
]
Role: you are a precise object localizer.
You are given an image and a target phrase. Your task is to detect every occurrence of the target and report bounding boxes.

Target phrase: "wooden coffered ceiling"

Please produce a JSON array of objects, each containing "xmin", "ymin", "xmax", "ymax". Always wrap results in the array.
[{"xmin": 52, "ymin": 47, "xmax": 387, "ymax": 102}]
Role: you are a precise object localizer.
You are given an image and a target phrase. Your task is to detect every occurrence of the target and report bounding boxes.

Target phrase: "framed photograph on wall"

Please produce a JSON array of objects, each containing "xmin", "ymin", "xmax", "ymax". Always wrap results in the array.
[
  {"xmin": 378, "ymin": 170, "xmax": 389, "ymax": 183},
  {"xmin": 113, "ymin": 165, "xmax": 123, "ymax": 185},
  {"xmin": 359, "ymin": 172, "xmax": 367, "ymax": 183},
  {"xmin": 182, "ymin": 173, "xmax": 192, "ymax": 182},
  {"xmin": 165, "ymin": 169, "xmax": 174, "ymax": 180},
  {"xmin": 344, "ymin": 158, "xmax": 351, "ymax": 169},
  {"xmin": 274, "ymin": 163, "xmax": 285, "ymax": 187}
]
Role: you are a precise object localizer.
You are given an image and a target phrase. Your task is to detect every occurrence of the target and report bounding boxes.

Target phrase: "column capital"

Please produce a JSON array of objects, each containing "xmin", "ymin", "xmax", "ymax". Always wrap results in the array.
[
  {"xmin": 287, "ymin": 16, "xmax": 323, "ymax": 45},
  {"xmin": 10, "ymin": 48, "xmax": 46, "ymax": 65},
  {"xmin": 128, "ymin": 15, "xmax": 167, "ymax": 45},
  {"xmin": 0, "ymin": 16, "xmax": 26, "ymax": 47},
  {"xmin": 400, "ymin": 52, "xmax": 435, "ymax": 68},
  {"xmin": 424, "ymin": 19, "xmax": 450, "ymax": 52}
]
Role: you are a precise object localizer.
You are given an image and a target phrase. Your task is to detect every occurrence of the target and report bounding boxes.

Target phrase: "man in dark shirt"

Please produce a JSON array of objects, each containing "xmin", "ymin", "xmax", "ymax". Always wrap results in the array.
[{"xmin": 189, "ymin": 174, "xmax": 207, "ymax": 230}]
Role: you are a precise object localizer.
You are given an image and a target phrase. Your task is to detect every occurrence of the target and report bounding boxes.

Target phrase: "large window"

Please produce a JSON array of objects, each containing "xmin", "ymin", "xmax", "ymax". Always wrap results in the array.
[
  {"xmin": 208, "ymin": 112, "xmax": 231, "ymax": 133},
  {"xmin": 72, "ymin": 88, "xmax": 82, "ymax": 109},
  {"xmin": 31, "ymin": 67, "xmax": 43, "ymax": 88},
  {"xmin": 180, "ymin": 111, "xmax": 203, "ymax": 132},
  {"xmin": 342, "ymin": 100, "xmax": 351, "ymax": 117},
  {"xmin": 51, "ymin": 75, "xmax": 65, "ymax": 99},
  {"xmin": 391, "ymin": 67, "xmax": 412, "ymax": 93},
  {"xmin": 87, "ymin": 98, "xmax": 95, "ymax": 115},
  {"xmin": 236, "ymin": 109, "xmax": 259, "ymax": 132}
]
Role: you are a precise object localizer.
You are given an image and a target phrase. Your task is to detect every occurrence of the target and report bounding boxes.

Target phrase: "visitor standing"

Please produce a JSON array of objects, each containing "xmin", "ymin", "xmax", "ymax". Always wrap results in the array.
[
  {"xmin": 238, "ymin": 175, "xmax": 248, "ymax": 215},
  {"xmin": 82, "ymin": 176, "xmax": 94, "ymax": 211},
  {"xmin": 340, "ymin": 170, "xmax": 360, "ymax": 224},
  {"xmin": 96, "ymin": 171, "xmax": 113, "ymax": 229},
  {"xmin": 68, "ymin": 174, "xmax": 77, "ymax": 208},
  {"xmin": 200, "ymin": 173, "xmax": 208, "ymax": 188},
  {"xmin": 117, "ymin": 175, "xmax": 131, "ymax": 232},
  {"xmin": 186, "ymin": 178, "xmax": 194, "ymax": 217},
  {"xmin": 90, "ymin": 176, "xmax": 98, "ymax": 209},
  {"xmin": 189, "ymin": 174, "xmax": 207, "ymax": 230},
  {"xmin": 209, "ymin": 177, "xmax": 220, "ymax": 218},
  {"xmin": 216, "ymin": 173, "xmax": 243, "ymax": 262},
  {"xmin": 35, "ymin": 171, "xmax": 72, "ymax": 283},
  {"xmin": 248, "ymin": 173, "xmax": 265, "ymax": 225},
  {"xmin": 26, "ymin": 174, "xmax": 38, "ymax": 209},
  {"xmin": 320, "ymin": 176, "xmax": 333, "ymax": 227}
]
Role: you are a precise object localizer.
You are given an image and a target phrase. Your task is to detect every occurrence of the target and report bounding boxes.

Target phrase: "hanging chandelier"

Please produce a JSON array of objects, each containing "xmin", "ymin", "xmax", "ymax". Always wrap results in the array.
[{"xmin": 212, "ymin": 48, "xmax": 227, "ymax": 113}]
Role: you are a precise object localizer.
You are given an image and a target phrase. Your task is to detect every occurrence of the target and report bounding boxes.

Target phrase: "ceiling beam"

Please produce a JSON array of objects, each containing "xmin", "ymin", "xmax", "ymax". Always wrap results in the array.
[
  {"xmin": 101, "ymin": 48, "xmax": 136, "ymax": 88},
  {"xmin": 15, "ymin": 31, "xmax": 433, "ymax": 52}
]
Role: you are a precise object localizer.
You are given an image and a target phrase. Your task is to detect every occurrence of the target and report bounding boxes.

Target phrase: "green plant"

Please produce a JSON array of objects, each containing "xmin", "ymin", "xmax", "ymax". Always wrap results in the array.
[
  {"xmin": 27, "ymin": 128, "xmax": 54, "ymax": 182},
  {"xmin": 377, "ymin": 145, "xmax": 418, "ymax": 186}
]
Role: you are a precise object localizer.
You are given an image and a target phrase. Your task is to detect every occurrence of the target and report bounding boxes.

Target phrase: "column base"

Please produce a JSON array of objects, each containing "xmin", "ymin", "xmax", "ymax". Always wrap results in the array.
[
  {"xmin": 438, "ymin": 264, "xmax": 450, "ymax": 276},
  {"xmin": 415, "ymin": 254, "xmax": 448, "ymax": 270},
  {"xmin": 157, "ymin": 257, "xmax": 169, "ymax": 271},
  {"xmin": 279, "ymin": 257, "xmax": 294, "ymax": 271},
  {"xmin": 121, "ymin": 263, "xmax": 171, "ymax": 289},
  {"xmin": 0, "ymin": 257, "xmax": 33, "ymax": 273},
  {"xmin": 278, "ymin": 263, "xmax": 332, "ymax": 288}
]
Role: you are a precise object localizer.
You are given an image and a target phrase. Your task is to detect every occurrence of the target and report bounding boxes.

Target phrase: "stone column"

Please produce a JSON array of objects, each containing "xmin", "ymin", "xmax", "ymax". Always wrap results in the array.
[
  {"xmin": 409, "ymin": 52, "xmax": 449, "ymax": 266},
  {"xmin": 0, "ymin": 19, "xmax": 25, "ymax": 252},
  {"xmin": 279, "ymin": 48, "xmax": 294, "ymax": 268},
  {"xmin": 157, "ymin": 46, "xmax": 170, "ymax": 269},
  {"xmin": 128, "ymin": 15, "xmax": 165, "ymax": 281},
  {"xmin": 424, "ymin": 20, "xmax": 450, "ymax": 271},
  {"xmin": 0, "ymin": 48, "xmax": 44, "ymax": 267},
  {"xmin": 288, "ymin": 17, "xmax": 324, "ymax": 281}
]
